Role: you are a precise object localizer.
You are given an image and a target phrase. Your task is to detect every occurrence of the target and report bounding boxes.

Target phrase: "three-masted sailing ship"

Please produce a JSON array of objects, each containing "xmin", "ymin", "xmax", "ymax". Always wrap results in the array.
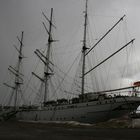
[{"xmin": 2, "ymin": 0, "xmax": 140, "ymax": 123}]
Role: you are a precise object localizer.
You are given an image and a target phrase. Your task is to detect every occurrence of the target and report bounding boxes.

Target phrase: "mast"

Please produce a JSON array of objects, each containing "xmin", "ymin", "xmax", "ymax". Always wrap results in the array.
[
  {"xmin": 44, "ymin": 8, "xmax": 54, "ymax": 105},
  {"xmin": 14, "ymin": 31, "xmax": 24, "ymax": 108},
  {"xmin": 33, "ymin": 8, "xmax": 56, "ymax": 106},
  {"xmin": 81, "ymin": 1, "xmax": 128, "ymax": 96},
  {"xmin": 4, "ymin": 31, "xmax": 24, "ymax": 109},
  {"xmin": 81, "ymin": 0, "xmax": 88, "ymax": 97}
]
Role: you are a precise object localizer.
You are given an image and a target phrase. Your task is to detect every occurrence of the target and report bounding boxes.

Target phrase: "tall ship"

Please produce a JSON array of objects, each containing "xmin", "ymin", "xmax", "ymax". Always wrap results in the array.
[{"xmin": 2, "ymin": 0, "xmax": 140, "ymax": 123}]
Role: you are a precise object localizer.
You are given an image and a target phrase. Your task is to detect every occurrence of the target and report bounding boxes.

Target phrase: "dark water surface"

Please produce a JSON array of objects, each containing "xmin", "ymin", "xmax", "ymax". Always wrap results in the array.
[{"xmin": 0, "ymin": 121, "xmax": 140, "ymax": 140}]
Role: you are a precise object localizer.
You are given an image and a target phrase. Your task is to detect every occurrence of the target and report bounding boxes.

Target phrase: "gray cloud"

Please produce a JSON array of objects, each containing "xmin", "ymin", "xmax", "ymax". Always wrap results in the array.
[{"xmin": 0, "ymin": 0, "xmax": 140, "ymax": 104}]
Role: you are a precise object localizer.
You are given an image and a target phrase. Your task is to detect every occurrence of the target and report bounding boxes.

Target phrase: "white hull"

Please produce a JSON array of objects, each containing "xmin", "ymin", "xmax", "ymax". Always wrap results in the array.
[{"xmin": 17, "ymin": 96, "xmax": 140, "ymax": 123}]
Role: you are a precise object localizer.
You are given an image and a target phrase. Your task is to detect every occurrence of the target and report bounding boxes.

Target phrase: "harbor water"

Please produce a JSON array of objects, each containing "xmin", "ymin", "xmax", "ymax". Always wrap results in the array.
[{"xmin": 0, "ymin": 119, "xmax": 140, "ymax": 140}]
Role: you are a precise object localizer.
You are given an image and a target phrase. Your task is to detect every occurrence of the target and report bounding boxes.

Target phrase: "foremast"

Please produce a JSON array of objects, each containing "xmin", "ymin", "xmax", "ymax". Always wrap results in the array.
[
  {"xmin": 14, "ymin": 31, "xmax": 24, "ymax": 108},
  {"xmin": 4, "ymin": 31, "xmax": 24, "ymax": 109}
]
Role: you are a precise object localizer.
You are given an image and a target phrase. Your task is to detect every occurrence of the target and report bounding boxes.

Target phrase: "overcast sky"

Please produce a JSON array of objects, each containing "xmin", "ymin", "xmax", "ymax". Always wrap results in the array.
[{"xmin": 1, "ymin": 0, "xmax": 140, "ymax": 105}]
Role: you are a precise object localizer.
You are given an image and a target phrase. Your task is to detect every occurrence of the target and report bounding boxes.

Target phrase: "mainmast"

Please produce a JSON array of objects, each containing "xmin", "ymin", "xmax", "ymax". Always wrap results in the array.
[
  {"xmin": 81, "ymin": 0, "xmax": 88, "ymax": 96},
  {"xmin": 33, "ymin": 8, "xmax": 56, "ymax": 106},
  {"xmin": 44, "ymin": 8, "xmax": 53, "ymax": 104},
  {"xmin": 32, "ymin": 8, "xmax": 57, "ymax": 106}
]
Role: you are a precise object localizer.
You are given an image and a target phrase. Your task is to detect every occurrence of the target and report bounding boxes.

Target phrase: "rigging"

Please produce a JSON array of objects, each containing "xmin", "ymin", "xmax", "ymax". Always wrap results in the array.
[{"xmin": 84, "ymin": 39, "xmax": 135, "ymax": 76}]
